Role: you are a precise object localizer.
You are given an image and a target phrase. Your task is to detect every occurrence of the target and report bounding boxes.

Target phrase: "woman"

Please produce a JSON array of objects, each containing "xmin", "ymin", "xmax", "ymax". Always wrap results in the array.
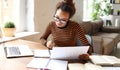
[{"xmin": 40, "ymin": 0, "xmax": 92, "ymax": 63}]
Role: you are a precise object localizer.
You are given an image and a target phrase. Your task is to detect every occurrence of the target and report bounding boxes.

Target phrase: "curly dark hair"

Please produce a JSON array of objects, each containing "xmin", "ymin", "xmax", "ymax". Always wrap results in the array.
[{"xmin": 56, "ymin": 0, "xmax": 76, "ymax": 18}]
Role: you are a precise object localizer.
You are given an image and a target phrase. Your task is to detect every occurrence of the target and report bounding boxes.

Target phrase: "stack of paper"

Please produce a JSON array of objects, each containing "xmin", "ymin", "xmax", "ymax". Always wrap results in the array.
[
  {"xmin": 90, "ymin": 55, "xmax": 120, "ymax": 66},
  {"xmin": 27, "ymin": 46, "xmax": 90, "ymax": 70}
]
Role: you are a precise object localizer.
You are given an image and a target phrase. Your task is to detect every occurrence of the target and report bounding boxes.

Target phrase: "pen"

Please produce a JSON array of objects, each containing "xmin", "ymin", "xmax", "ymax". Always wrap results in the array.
[
  {"xmin": 48, "ymin": 38, "xmax": 54, "ymax": 55},
  {"xmin": 45, "ymin": 58, "xmax": 51, "ymax": 67},
  {"xmin": 48, "ymin": 48, "xmax": 51, "ymax": 56}
]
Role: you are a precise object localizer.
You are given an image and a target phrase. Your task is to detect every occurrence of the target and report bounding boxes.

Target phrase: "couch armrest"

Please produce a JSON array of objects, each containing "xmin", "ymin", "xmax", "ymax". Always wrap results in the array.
[
  {"xmin": 92, "ymin": 36, "xmax": 103, "ymax": 54},
  {"xmin": 101, "ymin": 26, "xmax": 120, "ymax": 33}
]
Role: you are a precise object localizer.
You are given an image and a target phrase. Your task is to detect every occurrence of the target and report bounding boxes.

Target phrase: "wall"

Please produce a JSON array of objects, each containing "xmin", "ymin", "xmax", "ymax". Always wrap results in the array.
[
  {"xmin": 34, "ymin": 0, "xmax": 62, "ymax": 34},
  {"xmin": 72, "ymin": 0, "xmax": 83, "ymax": 23},
  {"xmin": 23, "ymin": 0, "xmax": 83, "ymax": 42}
]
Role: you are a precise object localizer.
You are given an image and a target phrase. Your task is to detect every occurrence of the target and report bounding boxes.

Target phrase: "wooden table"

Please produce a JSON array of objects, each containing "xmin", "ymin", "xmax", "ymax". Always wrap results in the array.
[
  {"xmin": 0, "ymin": 39, "xmax": 47, "ymax": 70},
  {"xmin": 1, "ymin": 39, "xmax": 119, "ymax": 70}
]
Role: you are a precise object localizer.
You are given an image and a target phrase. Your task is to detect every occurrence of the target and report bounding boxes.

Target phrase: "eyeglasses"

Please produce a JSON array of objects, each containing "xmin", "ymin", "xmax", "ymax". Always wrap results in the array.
[{"xmin": 53, "ymin": 16, "xmax": 69, "ymax": 24}]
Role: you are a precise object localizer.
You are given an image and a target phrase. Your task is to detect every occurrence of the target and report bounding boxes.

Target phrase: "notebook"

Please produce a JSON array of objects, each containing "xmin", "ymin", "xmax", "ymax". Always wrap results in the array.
[
  {"xmin": 4, "ymin": 45, "xmax": 33, "ymax": 58},
  {"xmin": 27, "ymin": 58, "xmax": 68, "ymax": 70},
  {"xmin": 50, "ymin": 46, "xmax": 89, "ymax": 59},
  {"xmin": 90, "ymin": 55, "xmax": 120, "ymax": 66}
]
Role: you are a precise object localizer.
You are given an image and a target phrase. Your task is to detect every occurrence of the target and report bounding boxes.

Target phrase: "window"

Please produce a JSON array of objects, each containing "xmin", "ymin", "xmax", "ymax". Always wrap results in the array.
[
  {"xmin": 0, "ymin": 0, "xmax": 34, "ymax": 32},
  {"xmin": 0, "ymin": 1, "xmax": 1, "ymax": 26},
  {"xmin": 83, "ymin": 0, "xmax": 93, "ymax": 21},
  {"xmin": 83, "ymin": 0, "xmax": 112, "ymax": 21}
]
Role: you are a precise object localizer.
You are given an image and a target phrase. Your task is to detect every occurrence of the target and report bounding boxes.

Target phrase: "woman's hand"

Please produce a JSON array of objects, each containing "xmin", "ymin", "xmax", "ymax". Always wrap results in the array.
[
  {"xmin": 78, "ymin": 54, "xmax": 90, "ymax": 64},
  {"xmin": 46, "ymin": 40, "xmax": 55, "ymax": 49}
]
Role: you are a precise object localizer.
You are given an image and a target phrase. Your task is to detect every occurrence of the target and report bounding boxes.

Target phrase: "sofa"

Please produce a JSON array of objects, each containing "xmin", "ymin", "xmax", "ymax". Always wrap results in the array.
[{"xmin": 80, "ymin": 20, "xmax": 120, "ymax": 55}]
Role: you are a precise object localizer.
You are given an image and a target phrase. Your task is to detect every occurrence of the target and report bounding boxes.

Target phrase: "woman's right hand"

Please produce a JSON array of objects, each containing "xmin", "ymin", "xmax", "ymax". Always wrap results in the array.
[{"xmin": 46, "ymin": 40, "xmax": 55, "ymax": 49}]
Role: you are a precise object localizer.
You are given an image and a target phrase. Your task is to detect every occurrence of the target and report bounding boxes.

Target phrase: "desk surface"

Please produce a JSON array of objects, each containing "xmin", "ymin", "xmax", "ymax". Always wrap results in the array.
[
  {"xmin": 0, "ymin": 39, "xmax": 120, "ymax": 70},
  {"xmin": 0, "ymin": 39, "xmax": 46, "ymax": 70}
]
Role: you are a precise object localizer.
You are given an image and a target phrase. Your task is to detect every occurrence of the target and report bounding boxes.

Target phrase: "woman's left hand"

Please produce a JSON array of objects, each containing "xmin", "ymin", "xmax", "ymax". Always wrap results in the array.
[{"xmin": 78, "ymin": 54, "xmax": 90, "ymax": 64}]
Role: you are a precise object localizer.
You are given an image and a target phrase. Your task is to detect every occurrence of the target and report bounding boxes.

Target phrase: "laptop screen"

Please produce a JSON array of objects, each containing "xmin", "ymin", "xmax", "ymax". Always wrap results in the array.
[{"xmin": 4, "ymin": 45, "xmax": 33, "ymax": 58}]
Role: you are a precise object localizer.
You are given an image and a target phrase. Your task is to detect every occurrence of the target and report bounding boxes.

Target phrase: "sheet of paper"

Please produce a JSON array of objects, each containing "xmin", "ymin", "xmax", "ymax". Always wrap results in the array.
[
  {"xmin": 103, "ymin": 67, "xmax": 120, "ymax": 70},
  {"xmin": 47, "ymin": 59, "xmax": 68, "ymax": 70},
  {"xmin": 90, "ymin": 55, "xmax": 120, "ymax": 66},
  {"xmin": 27, "ymin": 58, "xmax": 68, "ymax": 70},
  {"xmin": 85, "ymin": 63, "xmax": 105, "ymax": 70},
  {"xmin": 68, "ymin": 63, "xmax": 105, "ymax": 70},
  {"xmin": 102, "ymin": 56, "xmax": 120, "ymax": 64},
  {"xmin": 27, "ymin": 58, "xmax": 50, "ymax": 68},
  {"xmin": 50, "ymin": 46, "xmax": 89, "ymax": 59},
  {"xmin": 34, "ymin": 50, "xmax": 50, "ymax": 58},
  {"xmin": 90, "ymin": 55, "xmax": 111, "ymax": 65},
  {"xmin": 68, "ymin": 63, "xmax": 85, "ymax": 70}
]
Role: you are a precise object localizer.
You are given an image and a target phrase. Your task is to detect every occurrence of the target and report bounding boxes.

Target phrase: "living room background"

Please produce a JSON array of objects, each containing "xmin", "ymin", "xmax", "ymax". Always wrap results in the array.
[{"xmin": 0, "ymin": 0, "xmax": 117, "ymax": 42}]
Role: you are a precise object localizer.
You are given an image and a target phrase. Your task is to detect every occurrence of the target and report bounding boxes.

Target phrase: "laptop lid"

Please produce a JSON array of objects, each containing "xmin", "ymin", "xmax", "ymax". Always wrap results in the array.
[
  {"xmin": 4, "ymin": 45, "xmax": 33, "ymax": 58},
  {"xmin": 50, "ymin": 46, "xmax": 89, "ymax": 59}
]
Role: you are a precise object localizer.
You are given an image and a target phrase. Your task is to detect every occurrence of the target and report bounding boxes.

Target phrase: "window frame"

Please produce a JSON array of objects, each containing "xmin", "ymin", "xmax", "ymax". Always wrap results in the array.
[{"xmin": 0, "ymin": 0, "xmax": 34, "ymax": 32}]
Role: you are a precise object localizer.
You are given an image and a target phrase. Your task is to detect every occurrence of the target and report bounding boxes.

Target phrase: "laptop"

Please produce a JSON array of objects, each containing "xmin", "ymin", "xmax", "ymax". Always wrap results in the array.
[
  {"xmin": 4, "ymin": 45, "xmax": 34, "ymax": 58},
  {"xmin": 50, "ymin": 46, "xmax": 89, "ymax": 59}
]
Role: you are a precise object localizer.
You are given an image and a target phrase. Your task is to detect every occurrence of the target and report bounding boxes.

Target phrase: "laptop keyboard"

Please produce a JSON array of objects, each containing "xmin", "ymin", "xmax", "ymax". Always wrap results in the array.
[{"xmin": 8, "ymin": 47, "xmax": 21, "ymax": 55}]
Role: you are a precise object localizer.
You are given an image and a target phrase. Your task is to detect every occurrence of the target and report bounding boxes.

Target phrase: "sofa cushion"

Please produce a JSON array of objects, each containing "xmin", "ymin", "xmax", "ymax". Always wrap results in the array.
[
  {"xmin": 80, "ymin": 21, "xmax": 92, "ymax": 35},
  {"xmin": 103, "ymin": 38, "xmax": 114, "ymax": 55},
  {"xmin": 92, "ymin": 36, "xmax": 103, "ymax": 54},
  {"xmin": 91, "ymin": 23, "xmax": 99, "ymax": 34},
  {"xmin": 90, "ymin": 20, "xmax": 103, "ymax": 35},
  {"xmin": 102, "ymin": 26, "xmax": 120, "ymax": 33},
  {"xmin": 94, "ymin": 32, "xmax": 120, "ymax": 47}
]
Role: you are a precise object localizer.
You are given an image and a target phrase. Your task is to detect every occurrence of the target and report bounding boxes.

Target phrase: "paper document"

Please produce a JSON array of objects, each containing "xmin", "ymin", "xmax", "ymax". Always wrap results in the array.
[
  {"xmin": 50, "ymin": 46, "xmax": 89, "ymax": 59},
  {"xmin": 68, "ymin": 63, "xmax": 85, "ymax": 70},
  {"xmin": 103, "ymin": 67, "xmax": 120, "ymax": 70},
  {"xmin": 47, "ymin": 59, "xmax": 68, "ymax": 70},
  {"xmin": 90, "ymin": 55, "xmax": 120, "ymax": 66},
  {"xmin": 34, "ymin": 50, "xmax": 50, "ymax": 58},
  {"xmin": 27, "ymin": 58, "xmax": 68, "ymax": 70},
  {"xmin": 27, "ymin": 58, "xmax": 50, "ymax": 68},
  {"xmin": 68, "ymin": 63, "xmax": 105, "ymax": 70}
]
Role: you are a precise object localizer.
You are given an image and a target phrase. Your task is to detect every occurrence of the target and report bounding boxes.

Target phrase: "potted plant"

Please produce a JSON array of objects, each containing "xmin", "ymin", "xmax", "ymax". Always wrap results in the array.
[
  {"xmin": 91, "ymin": 0, "xmax": 101, "ymax": 20},
  {"xmin": 91, "ymin": 0, "xmax": 112, "ymax": 21},
  {"xmin": 2, "ymin": 21, "xmax": 16, "ymax": 37}
]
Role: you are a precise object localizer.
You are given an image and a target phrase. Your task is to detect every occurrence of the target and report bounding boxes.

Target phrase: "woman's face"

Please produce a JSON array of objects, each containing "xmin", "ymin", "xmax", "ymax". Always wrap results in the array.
[{"xmin": 54, "ymin": 9, "xmax": 70, "ymax": 28}]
